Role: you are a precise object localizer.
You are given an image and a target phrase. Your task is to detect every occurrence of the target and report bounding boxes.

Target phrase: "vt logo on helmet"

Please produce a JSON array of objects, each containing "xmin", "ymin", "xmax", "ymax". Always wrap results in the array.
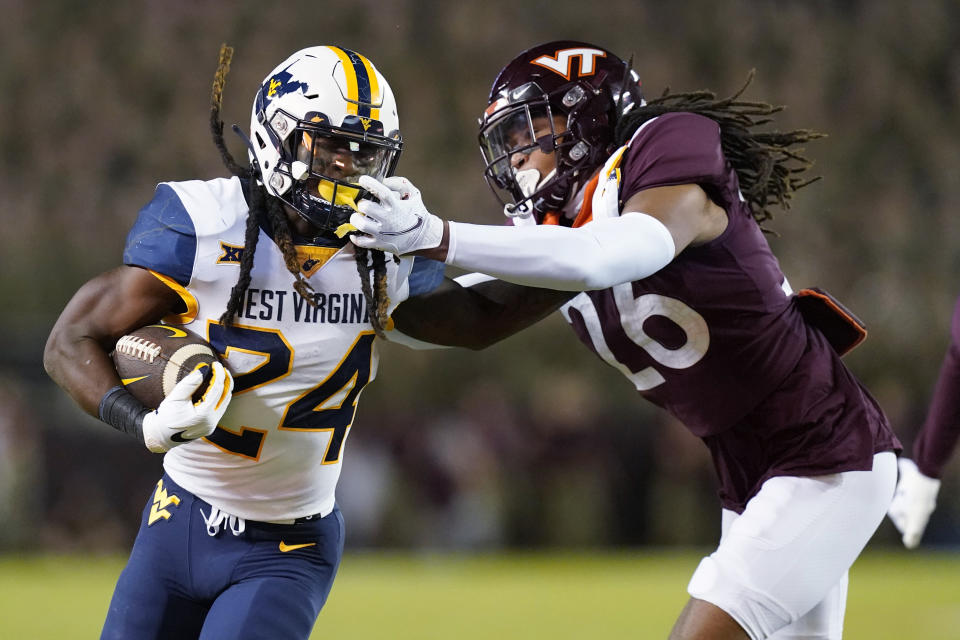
[
  {"xmin": 530, "ymin": 46, "xmax": 607, "ymax": 80},
  {"xmin": 478, "ymin": 40, "xmax": 643, "ymax": 222},
  {"xmin": 249, "ymin": 46, "xmax": 402, "ymax": 234}
]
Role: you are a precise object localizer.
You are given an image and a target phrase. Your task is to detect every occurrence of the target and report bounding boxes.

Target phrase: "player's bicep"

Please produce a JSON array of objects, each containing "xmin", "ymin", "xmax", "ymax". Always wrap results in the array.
[
  {"xmin": 53, "ymin": 266, "xmax": 182, "ymax": 349},
  {"xmin": 622, "ymin": 183, "xmax": 727, "ymax": 252}
]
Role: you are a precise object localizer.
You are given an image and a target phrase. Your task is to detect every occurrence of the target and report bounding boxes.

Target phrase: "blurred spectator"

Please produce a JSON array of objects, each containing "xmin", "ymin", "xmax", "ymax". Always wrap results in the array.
[
  {"xmin": 0, "ymin": 375, "xmax": 43, "ymax": 549},
  {"xmin": 337, "ymin": 436, "xmax": 400, "ymax": 549}
]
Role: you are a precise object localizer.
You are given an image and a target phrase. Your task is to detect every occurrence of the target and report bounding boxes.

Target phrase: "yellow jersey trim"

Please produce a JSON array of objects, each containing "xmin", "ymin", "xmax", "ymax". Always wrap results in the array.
[{"xmin": 148, "ymin": 270, "xmax": 199, "ymax": 324}]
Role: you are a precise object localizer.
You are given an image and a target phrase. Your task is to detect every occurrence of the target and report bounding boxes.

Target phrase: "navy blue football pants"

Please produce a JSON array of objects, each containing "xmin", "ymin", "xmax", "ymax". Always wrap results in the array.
[{"xmin": 100, "ymin": 474, "xmax": 344, "ymax": 640}]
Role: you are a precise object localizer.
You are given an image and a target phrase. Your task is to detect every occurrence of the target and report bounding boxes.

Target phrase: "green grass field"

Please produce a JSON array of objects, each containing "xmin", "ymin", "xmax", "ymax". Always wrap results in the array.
[{"xmin": 2, "ymin": 549, "xmax": 958, "ymax": 638}]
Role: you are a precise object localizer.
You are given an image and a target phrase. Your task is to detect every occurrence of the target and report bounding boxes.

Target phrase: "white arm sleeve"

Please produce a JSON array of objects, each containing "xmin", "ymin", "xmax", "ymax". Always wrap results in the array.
[{"xmin": 446, "ymin": 212, "xmax": 676, "ymax": 291}]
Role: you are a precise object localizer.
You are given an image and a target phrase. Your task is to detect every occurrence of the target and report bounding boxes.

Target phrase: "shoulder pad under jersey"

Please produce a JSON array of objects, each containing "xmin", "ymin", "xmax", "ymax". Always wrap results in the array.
[{"xmin": 123, "ymin": 177, "xmax": 247, "ymax": 285}]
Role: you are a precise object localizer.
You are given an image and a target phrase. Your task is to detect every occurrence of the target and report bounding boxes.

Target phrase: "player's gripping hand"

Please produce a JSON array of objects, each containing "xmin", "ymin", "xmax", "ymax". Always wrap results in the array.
[
  {"xmin": 350, "ymin": 175, "xmax": 444, "ymax": 255},
  {"xmin": 142, "ymin": 362, "xmax": 234, "ymax": 453},
  {"xmin": 887, "ymin": 457, "xmax": 941, "ymax": 549}
]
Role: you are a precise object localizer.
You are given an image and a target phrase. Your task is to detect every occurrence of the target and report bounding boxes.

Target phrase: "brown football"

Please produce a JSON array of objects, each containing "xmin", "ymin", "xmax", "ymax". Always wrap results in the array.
[{"xmin": 111, "ymin": 324, "xmax": 222, "ymax": 409}]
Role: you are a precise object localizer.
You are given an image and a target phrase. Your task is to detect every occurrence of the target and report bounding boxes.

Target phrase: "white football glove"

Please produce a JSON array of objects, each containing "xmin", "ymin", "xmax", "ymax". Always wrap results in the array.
[
  {"xmin": 142, "ymin": 362, "xmax": 234, "ymax": 453},
  {"xmin": 350, "ymin": 175, "xmax": 444, "ymax": 255},
  {"xmin": 887, "ymin": 457, "xmax": 941, "ymax": 549}
]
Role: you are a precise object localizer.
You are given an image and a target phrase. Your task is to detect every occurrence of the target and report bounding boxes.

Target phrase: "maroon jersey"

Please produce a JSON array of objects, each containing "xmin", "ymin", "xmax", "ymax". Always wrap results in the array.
[
  {"xmin": 560, "ymin": 112, "xmax": 900, "ymax": 512},
  {"xmin": 913, "ymin": 295, "xmax": 960, "ymax": 478}
]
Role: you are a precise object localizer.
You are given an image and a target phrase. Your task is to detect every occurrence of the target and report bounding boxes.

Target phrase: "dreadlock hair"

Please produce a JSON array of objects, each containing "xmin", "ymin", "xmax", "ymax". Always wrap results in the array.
[
  {"xmin": 209, "ymin": 43, "xmax": 390, "ymax": 337},
  {"xmin": 614, "ymin": 70, "xmax": 824, "ymax": 229},
  {"xmin": 353, "ymin": 246, "xmax": 390, "ymax": 337}
]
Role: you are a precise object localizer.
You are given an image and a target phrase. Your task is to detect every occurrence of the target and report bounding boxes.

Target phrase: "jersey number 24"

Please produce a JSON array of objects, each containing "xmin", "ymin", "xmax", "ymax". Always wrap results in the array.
[{"xmin": 204, "ymin": 323, "xmax": 374, "ymax": 462}]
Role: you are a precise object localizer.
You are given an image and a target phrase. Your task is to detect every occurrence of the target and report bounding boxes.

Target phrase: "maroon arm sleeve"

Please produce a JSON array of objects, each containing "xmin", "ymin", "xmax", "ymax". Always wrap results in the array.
[{"xmin": 913, "ymin": 295, "xmax": 960, "ymax": 478}]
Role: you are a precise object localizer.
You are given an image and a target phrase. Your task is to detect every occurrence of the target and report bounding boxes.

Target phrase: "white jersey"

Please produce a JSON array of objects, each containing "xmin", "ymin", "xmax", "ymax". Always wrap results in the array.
[{"xmin": 123, "ymin": 176, "xmax": 412, "ymax": 522}]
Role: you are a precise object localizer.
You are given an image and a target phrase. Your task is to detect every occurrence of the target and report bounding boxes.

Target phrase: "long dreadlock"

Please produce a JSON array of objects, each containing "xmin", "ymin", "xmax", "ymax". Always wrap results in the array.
[
  {"xmin": 614, "ymin": 70, "xmax": 824, "ymax": 229},
  {"xmin": 210, "ymin": 44, "xmax": 390, "ymax": 336}
]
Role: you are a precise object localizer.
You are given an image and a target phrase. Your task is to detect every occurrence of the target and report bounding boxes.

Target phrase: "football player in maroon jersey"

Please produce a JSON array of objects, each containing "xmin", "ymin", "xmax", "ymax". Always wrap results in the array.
[
  {"xmin": 356, "ymin": 41, "xmax": 901, "ymax": 640},
  {"xmin": 888, "ymin": 294, "xmax": 960, "ymax": 548}
]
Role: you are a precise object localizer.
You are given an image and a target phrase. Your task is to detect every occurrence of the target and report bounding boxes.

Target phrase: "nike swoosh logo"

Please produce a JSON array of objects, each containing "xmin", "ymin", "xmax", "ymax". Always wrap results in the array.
[
  {"xmin": 279, "ymin": 541, "xmax": 317, "ymax": 552},
  {"xmin": 121, "ymin": 375, "xmax": 149, "ymax": 385},
  {"xmin": 150, "ymin": 325, "xmax": 188, "ymax": 338},
  {"xmin": 169, "ymin": 431, "xmax": 197, "ymax": 443},
  {"xmin": 381, "ymin": 216, "xmax": 423, "ymax": 236}
]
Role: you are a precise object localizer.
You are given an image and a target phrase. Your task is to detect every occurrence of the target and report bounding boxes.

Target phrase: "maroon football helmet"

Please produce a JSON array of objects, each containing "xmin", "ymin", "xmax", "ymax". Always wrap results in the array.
[{"xmin": 478, "ymin": 41, "xmax": 643, "ymax": 221}]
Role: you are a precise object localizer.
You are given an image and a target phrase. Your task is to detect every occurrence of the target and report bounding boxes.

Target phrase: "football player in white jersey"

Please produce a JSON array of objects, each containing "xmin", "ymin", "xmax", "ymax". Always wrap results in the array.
[{"xmin": 43, "ymin": 44, "xmax": 568, "ymax": 640}]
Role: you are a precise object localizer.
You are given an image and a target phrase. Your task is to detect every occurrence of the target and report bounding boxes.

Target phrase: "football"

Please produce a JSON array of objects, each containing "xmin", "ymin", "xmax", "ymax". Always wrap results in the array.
[{"xmin": 111, "ymin": 324, "xmax": 222, "ymax": 409}]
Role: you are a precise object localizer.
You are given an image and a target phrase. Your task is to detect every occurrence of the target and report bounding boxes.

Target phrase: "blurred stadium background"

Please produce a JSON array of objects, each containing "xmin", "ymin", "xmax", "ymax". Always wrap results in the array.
[{"xmin": 2, "ymin": 0, "xmax": 959, "ymax": 636}]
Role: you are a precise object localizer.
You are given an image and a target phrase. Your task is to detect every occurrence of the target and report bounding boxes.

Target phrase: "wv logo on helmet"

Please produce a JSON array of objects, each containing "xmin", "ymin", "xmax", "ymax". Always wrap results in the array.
[{"xmin": 266, "ymin": 68, "xmax": 309, "ymax": 100}]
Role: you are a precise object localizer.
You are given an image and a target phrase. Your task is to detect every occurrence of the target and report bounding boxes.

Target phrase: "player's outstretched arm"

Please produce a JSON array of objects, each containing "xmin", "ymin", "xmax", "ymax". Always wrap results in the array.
[
  {"xmin": 887, "ymin": 457, "xmax": 941, "ymax": 549},
  {"xmin": 350, "ymin": 177, "xmax": 728, "ymax": 292},
  {"xmin": 391, "ymin": 275, "xmax": 575, "ymax": 350}
]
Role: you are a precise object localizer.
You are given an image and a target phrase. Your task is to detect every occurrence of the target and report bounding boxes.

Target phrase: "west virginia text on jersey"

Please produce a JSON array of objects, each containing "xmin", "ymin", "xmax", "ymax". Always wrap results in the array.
[{"xmin": 123, "ymin": 176, "xmax": 413, "ymax": 522}]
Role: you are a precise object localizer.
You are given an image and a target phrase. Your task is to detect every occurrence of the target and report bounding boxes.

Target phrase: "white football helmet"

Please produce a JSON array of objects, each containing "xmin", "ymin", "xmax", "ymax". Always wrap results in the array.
[{"xmin": 249, "ymin": 46, "xmax": 402, "ymax": 233}]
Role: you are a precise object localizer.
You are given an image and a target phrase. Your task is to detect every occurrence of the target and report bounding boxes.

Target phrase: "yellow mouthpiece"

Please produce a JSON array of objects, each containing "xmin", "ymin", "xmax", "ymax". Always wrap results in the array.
[{"xmin": 317, "ymin": 180, "xmax": 361, "ymax": 212}]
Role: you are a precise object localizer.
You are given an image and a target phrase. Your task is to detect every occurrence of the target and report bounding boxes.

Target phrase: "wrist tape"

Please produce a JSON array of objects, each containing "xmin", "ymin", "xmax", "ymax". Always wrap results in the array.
[{"xmin": 98, "ymin": 385, "xmax": 149, "ymax": 442}]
